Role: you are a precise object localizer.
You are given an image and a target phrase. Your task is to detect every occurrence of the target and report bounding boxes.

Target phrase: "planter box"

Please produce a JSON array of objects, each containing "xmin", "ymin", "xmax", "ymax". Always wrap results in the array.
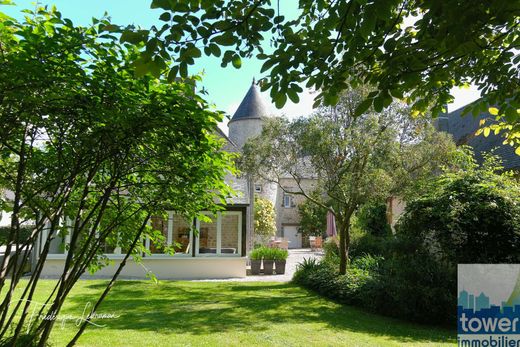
[
  {"xmin": 250, "ymin": 260, "xmax": 261, "ymax": 275},
  {"xmin": 275, "ymin": 260, "xmax": 286, "ymax": 274},
  {"xmin": 263, "ymin": 260, "xmax": 274, "ymax": 275}
]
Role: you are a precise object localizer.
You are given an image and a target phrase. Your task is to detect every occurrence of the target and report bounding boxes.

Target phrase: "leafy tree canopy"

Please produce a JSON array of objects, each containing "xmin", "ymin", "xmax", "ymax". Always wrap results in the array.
[
  {"xmin": 298, "ymin": 192, "xmax": 328, "ymax": 237},
  {"xmin": 0, "ymin": 5, "xmax": 234, "ymax": 345},
  {"xmin": 124, "ymin": 0, "xmax": 519, "ymax": 148}
]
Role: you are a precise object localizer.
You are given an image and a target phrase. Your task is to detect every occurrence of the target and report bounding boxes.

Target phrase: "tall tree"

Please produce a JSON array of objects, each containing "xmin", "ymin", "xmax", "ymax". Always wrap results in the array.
[
  {"xmin": 241, "ymin": 89, "xmax": 456, "ymax": 274},
  {"xmin": 127, "ymin": 0, "xmax": 520, "ymax": 151},
  {"xmin": 0, "ymin": 6, "xmax": 234, "ymax": 345}
]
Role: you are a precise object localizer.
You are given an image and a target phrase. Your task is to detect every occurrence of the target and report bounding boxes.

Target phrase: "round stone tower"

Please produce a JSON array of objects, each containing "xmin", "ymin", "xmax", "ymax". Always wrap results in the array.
[
  {"xmin": 228, "ymin": 79, "xmax": 278, "ymax": 207},
  {"xmin": 228, "ymin": 79, "xmax": 267, "ymax": 149}
]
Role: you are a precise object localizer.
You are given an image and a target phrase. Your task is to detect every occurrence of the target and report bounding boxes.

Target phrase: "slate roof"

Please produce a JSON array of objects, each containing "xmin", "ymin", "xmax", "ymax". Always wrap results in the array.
[
  {"xmin": 437, "ymin": 103, "xmax": 520, "ymax": 170},
  {"xmin": 229, "ymin": 79, "xmax": 268, "ymax": 123}
]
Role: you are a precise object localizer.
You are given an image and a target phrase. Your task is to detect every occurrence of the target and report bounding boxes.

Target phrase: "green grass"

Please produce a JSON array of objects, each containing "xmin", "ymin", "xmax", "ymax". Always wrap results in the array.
[{"xmin": 8, "ymin": 280, "xmax": 455, "ymax": 346}]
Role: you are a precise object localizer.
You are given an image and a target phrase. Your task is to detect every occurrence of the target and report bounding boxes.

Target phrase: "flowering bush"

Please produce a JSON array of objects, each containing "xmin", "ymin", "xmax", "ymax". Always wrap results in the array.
[{"xmin": 254, "ymin": 197, "xmax": 276, "ymax": 236}]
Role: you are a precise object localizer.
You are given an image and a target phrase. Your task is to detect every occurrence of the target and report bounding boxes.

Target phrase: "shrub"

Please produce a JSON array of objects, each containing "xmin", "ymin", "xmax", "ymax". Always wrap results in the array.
[
  {"xmin": 293, "ymin": 157, "xmax": 518, "ymax": 326},
  {"xmin": 292, "ymin": 257, "xmax": 337, "ymax": 292},
  {"xmin": 292, "ymin": 257, "xmax": 321, "ymax": 284},
  {"xmin": 350, "ymin": 254, "xmax": 383, "ymax": 272},
  {"xmin": 356, "ymin": 202, "xmax": 392, "ymax": 236},
  {"xmin": 250, "ymin": 246, "xmax": 287, "ymax": 260},
  {"xmin": 322, "ymin": 236, "xmax": 339, "ymax": 261},
  {"xmin": 262, "ymin": 247, "xmax": 277, "ymax": 260},
  {"xmin": 349, "ymin": 233, "xmax": 396, "ymax": 259},
  {"xmin": 396, "ymin": 158, "xmax": 520, "ymax": 264},
  {"xmin": 365, "ymin": 253, "xmax": 456, "ymax": 325},
  {"xmin": 272, "ymin": 248, "xmax": 288, "ymax": 261},
  {"xmin": 254, "ymin": 197, "xmax": 276, "ymax": 237},
  {"xmin": 293, "ymin": 250, "xmax": 454, "ymax": 325},
  {"xmin": 249, "ymin": 247, "xmax": 264, "ymax": 260}
]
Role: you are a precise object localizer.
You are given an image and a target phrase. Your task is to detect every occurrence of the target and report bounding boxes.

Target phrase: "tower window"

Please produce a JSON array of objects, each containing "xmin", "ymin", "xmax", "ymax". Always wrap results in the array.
[
  {"xmin": 254, "ymin": 184, "xmax": 262, "ymax": 193},
  {"xmin": 283, "ymin": 194, "xmax": 293, "ymax": 208}
]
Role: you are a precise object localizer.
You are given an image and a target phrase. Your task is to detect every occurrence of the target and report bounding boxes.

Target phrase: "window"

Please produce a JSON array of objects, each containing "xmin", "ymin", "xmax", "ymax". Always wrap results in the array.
[
  {"xmin": 196, "ymin": 211, "xmax": 242, "ymax": 256},
  {"xmin": 221, "ymin": 213, "xmax": 240, "ymax": 255},
  {"xmin": 198, "ymin": 213, "xmax": 218, "ymax": 254},
  {"xmin": 254, "ymin": 184, "xmax": 262, "ymax": 193},
  {"xmin": 172, "ymin": 214, "xmax": 192, "ymax": 254},
  {"xmin": 148, "ymin": 212, "xmax": 193, "ymax": 256},
  {"xmin": 150, "ymin": 215, "xmax": 168, "ymax": 254},
  {"xmin": 283, "ymin": 194, "xmax": 293, "ymax": 208}
]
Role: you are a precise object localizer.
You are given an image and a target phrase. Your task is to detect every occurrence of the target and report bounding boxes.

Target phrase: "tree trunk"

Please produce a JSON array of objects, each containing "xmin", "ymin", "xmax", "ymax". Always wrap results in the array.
[
  {"xmin": 338, "ymin": 208, "xmax": 355, "ymax": 275},
  {"xmin": 338, "ymin": 221, "xmax": 348, "ymax": 275},
  {"xmin": 66, "ymin": 215, "xmax": 150, "ymax": 347}
]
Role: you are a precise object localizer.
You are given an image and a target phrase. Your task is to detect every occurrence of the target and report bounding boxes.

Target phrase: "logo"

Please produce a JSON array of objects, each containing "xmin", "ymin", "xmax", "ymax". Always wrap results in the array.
[{"xmin": 458, "ymin": 264, "xmax": 520, "ymax": 346}]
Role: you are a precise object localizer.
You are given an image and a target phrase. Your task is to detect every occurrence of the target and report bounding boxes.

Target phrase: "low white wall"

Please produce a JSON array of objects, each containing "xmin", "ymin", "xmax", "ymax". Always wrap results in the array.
[{"xmin": 40, "ymin": 256, "xmax": 247, "ymax": 280}]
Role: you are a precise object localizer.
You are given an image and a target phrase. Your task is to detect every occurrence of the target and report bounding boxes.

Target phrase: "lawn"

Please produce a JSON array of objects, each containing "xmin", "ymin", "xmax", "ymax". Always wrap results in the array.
[{"xmin": 8, "ymin": 280, "xmax": 455, "ymax": 346}]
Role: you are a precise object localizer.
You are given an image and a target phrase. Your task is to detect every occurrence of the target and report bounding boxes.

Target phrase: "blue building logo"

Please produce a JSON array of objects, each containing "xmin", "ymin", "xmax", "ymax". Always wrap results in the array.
[{"xmin": 458, "ymin": 264, "xmax": 520, "ymax": 346}]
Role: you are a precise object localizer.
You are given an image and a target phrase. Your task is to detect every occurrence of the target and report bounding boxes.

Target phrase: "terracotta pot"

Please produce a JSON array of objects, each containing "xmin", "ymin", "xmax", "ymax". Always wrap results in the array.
[
  {"xmin": 250, "ymin": 260, "xmax": 262, "ymax": 275},
  {"xmin": 275, "ymin": 260, "xmax": 286, "ymax": 274},
  {"xmin": 263, "ymin": 260, "xmax": 274, "ymax": 275}
]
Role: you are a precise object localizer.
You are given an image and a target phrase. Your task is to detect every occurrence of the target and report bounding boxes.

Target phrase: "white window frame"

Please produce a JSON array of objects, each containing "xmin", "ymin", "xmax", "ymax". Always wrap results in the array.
[
  {"xmin": 195, "ymin": 211, "xmax": 242, "ymax": 257},
  {"xmin": 147, "ymin": 211, "xmax": 193, "ymax": 257},
  {"xmin": 283, "ymin": 194, "xmax": 292, "ymax": 208}
]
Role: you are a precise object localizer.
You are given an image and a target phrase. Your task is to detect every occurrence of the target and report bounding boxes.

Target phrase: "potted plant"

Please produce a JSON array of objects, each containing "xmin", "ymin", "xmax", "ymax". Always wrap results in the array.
[
  {"xmin": 249, "ymin": 247, "xmax": 263, "ymax": 275},
  {"xmin": 273, "ymin": 248, "xmax": 289, "ymax": 275},
  {"xmin": 262, "ymin": 247, "xmax": 275, "ymax": 275}
]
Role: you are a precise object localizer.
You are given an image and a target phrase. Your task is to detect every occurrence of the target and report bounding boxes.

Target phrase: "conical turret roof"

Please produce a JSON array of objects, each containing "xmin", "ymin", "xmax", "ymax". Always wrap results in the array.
[{"xmin": 229, "ymin": 79, "xmax": 268, "ymax": 123}]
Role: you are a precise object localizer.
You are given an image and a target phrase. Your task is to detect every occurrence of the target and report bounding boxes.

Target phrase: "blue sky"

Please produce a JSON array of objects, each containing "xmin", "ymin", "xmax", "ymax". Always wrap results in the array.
[{"xmin": 2, "ymin": 1, "xmax": 481, "ymax": 131}]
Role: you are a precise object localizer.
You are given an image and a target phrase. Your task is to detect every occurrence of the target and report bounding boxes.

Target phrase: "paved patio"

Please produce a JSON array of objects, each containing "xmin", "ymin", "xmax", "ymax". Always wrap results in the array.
[{"xmin": 198, "ymin": 248, "xmax": 323, "ymax": 282}]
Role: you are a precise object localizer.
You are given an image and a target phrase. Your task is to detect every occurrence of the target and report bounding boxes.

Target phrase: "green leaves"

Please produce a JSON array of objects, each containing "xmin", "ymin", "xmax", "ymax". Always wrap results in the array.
[
  {"xmin": 260, "ymin": 59, "xmax": 276, "ymax": 73},
  {"xmin": 120, "ymin": 29, "xmax": 149, "ymax": 44},
  {"xmin": 489, "ymin": 107, "xmax": 499, "ymax": 116},
  {"xmin": 150, "ymin": 0, "xmax": 170, "ymax": 10},
  {"xmin": 231, "ymin": 55, "xmax": 241, "ymax": 68},
  {"xmin": 359, "ymin": 11, "xmax": 376, "ymax": 40},
  {"xmin": 204, "ymin": 43, "xmax": 221, "ymax": 57},
  {"xmin": 185, "ymin": 45, "xmax": 201, "ymax": 58},
  {"xmin": 159, "ymin": 12, "xmax": 171, "ymax": 21},
  {"xmin": 287, "ymin": 89, "xmax": 300, "ymax": 103},
  {"xmin": 212, "ymin": 32, "xmax": 235, "ymax": 46},
  {"xmin": 108, "ymin": 0, "xmax": 519, "ymax": 156},
  {"xmin": 355, "ymin": 99, "xmax": 373, "ymax": 117},
  {"xmin": 274, "ymin": 93, "xmax": 287, "ymax": 109}
]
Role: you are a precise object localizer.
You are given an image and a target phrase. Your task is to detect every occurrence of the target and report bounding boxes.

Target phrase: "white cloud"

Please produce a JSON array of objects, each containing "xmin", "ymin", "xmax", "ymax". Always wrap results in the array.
[{"xmin": 266, "ymin": 89, "xmax": 317, "ymax": 119}]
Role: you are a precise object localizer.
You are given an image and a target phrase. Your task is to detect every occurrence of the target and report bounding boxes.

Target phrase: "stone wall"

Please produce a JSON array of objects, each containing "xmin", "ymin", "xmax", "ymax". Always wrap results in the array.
[
  {"xmin": 274, "ymin": 178, "xmax": 317, "ymax": 233},
  {"xmin": 228, "ymin": 118, "xmax": 263, "ymax": 149}
]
